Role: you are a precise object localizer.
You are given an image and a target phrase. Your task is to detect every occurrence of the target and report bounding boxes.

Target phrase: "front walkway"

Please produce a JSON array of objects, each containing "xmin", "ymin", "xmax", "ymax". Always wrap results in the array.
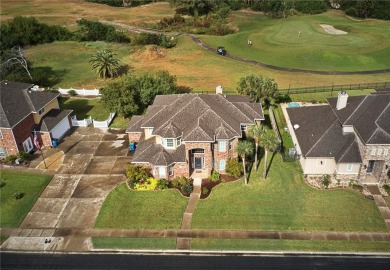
[
  {"xmin": 367, "ymin": 185, "xmax": 390, "ymax": 229},
  {"xmin": 176, "ymin": 178, "xmax": 202, "ymax": 250}
]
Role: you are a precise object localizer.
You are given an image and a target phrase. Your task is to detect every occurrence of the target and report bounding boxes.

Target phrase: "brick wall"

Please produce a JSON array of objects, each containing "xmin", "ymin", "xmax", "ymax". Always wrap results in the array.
[
  {"xmin": 185, "ymin": 142, "xmax": 212, "ymax": 174},
  {"xmin": 173, "ymin": 163, "xmax": 189, "ymax": 178},
  {"xmin": 128, "ymin": 133, "xmax": 142, "ymax": 143},
  {"xmin": 38, "ymin": 132, "xmax": 52, "ymax": 147},
  {"xmin": 0, "ymin": 128, "xmax": 17, "ymax": 156},
  {"xmin": 214, "ymin": 138, "xmax": 239, "ymax": 173},
  {"xmin": 12, "ymin": 114, "xmax": 35, "ymax": 152}
]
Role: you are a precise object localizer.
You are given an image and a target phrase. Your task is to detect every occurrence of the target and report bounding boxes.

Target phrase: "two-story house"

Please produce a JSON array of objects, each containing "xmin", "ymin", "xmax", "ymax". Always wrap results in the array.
[
  {"xmin": 286, "ymin": 91, "xmax": 390, "ymax": 183},
  {"xmin": 0, "ymin": 81, "xmax": 72, "ymax": 157},
  {"xmin": 126, "ymin": 93, "xmax": 264, "ymax": 179}
]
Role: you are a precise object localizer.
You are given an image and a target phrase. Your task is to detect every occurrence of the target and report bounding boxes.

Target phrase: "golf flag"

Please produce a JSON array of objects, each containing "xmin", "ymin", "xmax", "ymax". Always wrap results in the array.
[{"xmin": 33, "ymin": 133, "xmax": 41, "ymax": 151}]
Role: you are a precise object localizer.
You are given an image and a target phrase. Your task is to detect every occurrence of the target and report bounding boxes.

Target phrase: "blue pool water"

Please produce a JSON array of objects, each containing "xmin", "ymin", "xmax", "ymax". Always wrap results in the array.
[{"xmin": 288, "ymin": 103, "xmax": 301, "ymax": 108}]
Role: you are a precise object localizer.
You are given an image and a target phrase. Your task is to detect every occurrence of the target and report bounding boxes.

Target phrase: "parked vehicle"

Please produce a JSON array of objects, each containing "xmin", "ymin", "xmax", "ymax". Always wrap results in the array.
[{"xmin": 217, "ymin": 46, "xmax": 226, "ymax": 56}]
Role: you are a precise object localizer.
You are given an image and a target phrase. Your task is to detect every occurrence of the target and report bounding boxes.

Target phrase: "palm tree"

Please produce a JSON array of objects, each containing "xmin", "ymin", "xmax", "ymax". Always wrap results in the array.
[
  {"xmin": 259, "ymin": 130, "xmax": 278, "ymax": 179},
  {"xmin": 89, "ymin": 49, "xmax": 120, "ymax": 80},
  {"xmin": 247, "ymin": 124, "xmax": 266, "ymax": 171},
  {"xmin": 235, "ymin": 140, "xmax": 254, "ymax": 185}
]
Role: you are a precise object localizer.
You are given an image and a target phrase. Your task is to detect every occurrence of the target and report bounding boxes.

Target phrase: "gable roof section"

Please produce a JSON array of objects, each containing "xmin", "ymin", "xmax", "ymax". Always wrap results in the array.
[
  {"xmin": 1, "ymin": 81, "xmax": 59, "ymax": 128},
  {"xmin": 327, "ymin": 95, "xmax": 366, "ymax": 124},
  {"xmin": 126, "ymin": 115, "xmax": 144, "ymax": 133},
  {"xmin": 137, "ymin": 94, "xmax": 263, "ymax": 142},
  {"xmin": 35, "ymin": 109, "xmax": 72, "ymax": 132}
]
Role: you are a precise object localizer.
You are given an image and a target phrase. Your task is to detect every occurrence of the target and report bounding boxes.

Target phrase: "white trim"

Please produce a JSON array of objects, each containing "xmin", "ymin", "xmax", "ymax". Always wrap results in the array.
[
  {"xmin": 377, "ymin": 149, "xmax": 383, "ymax": 156},
  {"xmin": 219, "ymin": 159, "xmax": 226, "ymax": 170},
  {"xmin": 316, "ymin": 159, "xmax": 326, "ymax": 167},
  {"xmin": 384, "ymin": 149, "xmax": 388, "ymax": 156},
  {"xmin": 346, "ymin": 164, "xmax": 353, "ymax": 172},
  {"xmin": 22, "ymin": 137, "xmax": 34, "ymax": 153},
  {"xmin": 218, "ymin": 140, "xmax": 227, "ymax": 152},
  {"xmin": 371, "ymin": 149, "xmax": 376, "ymax": 155}
]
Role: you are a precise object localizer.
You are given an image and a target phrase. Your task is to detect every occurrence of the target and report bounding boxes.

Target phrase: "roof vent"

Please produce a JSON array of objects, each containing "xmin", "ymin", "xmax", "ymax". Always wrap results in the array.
[
  {"xmin": 216, "ymin": 85, "xmax": 223, "ymax": 95},
  {"xmin": 336, "ymin": 91, "xmax": 348, "ymax": 110},
  {"xmin": 293, "ymin": 124, "xmax": 300, "ymax": 130}
]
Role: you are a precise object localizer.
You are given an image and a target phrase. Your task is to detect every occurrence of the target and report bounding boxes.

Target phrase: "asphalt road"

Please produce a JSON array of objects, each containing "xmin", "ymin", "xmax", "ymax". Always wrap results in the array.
[{"xmin": 2, "ymin": 252, "xmax": 390, "ymax": 270}]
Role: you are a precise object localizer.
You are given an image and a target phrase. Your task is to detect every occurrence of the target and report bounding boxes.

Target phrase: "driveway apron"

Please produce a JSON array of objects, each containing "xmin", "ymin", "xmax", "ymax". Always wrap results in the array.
[{"xmin": 17, "ymin": 127, "xmax": 131, "ymax": 250}]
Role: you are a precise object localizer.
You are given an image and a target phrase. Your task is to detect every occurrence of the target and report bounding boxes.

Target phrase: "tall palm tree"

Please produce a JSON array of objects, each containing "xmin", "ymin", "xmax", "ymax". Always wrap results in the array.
[
  {"xmin": 89, "ymin": 49, "xmax": 120, "ymax": 80},
  {"xmin": 235, "ymin": 140, "xmax": 254, "ymax": 185},
  {"xmin": 259, "ymin": 131, "xmax": 278, "ymax": 179},
  {"xmin": 247, "ymin": 124, "xmax": 266, "ymax": 171}
]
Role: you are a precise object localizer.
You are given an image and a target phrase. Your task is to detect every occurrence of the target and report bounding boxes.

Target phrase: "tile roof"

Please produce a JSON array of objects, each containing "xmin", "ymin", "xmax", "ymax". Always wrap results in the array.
[
  {"xmin": 132, "ymin": 135, "xmax": 186, "ymax": 166},
  {"xmin": 130, "ymin": 93, "xmax": 264, "ymax": 166},
  {"xmin": 0, "ymin": 81, "xmax": 59, "ymax": 128},
  {"xmin": 131, "ymin": 94, "xmax": 264, "ymax": 141}
]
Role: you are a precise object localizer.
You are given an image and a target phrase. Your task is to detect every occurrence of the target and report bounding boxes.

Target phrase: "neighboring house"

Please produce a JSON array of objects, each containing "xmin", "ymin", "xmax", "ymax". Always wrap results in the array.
[
  {"xmin": 286, "ymin": 91, "xmax": 390, "ymax": 183},
  {"xmin": 126, "ymin": 93, "xmax": 264, "ymax": 179},
  {"xmin": 0, "ymin": 81, "xmax": 72, "ymax": 157}
]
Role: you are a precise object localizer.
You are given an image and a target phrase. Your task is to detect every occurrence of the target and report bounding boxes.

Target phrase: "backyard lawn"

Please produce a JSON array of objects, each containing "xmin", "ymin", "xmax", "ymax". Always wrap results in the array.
[
  {"xmin": 0, "ymin": 170, "xmax": 52, "ymax": 227},
  {"xmin": 59, "ymin": 97, "xmax": 129, "ymax": 129},
  {"xmin": 94, "ymin": 183, "xmax": 188, "ymax": 229},
  {"xmin": 191, "ymin": 155, "xmax": 387, "ymax": 232}
]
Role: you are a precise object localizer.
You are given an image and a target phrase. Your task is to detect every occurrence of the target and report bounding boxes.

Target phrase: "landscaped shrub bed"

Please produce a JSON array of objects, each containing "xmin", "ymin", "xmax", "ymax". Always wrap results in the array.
[{"xmin": 200, "ymin": 174, "xmax": 239, "ymax": 199}]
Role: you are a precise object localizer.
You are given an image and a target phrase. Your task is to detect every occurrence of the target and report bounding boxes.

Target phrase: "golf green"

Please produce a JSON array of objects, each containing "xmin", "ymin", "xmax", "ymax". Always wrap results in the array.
[{"xmin": 202, "ymin": 11, "xmax": 390, "ymax": 72}]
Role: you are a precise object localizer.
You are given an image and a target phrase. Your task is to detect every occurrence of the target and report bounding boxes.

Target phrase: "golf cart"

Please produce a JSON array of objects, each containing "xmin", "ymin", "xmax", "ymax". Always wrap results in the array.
[{"xmin": 217, "ymin": 46, "xmax": 226, "ymax": 56}]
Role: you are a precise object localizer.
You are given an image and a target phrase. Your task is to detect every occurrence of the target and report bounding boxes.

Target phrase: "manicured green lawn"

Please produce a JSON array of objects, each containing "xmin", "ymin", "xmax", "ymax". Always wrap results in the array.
[
  {"xmin": 95, "ymin": 183, "xmax": 188, "ymax": 229},
  {"xmin": 191, "ymin": 239, "xmax": 390, "ymax": 252},
  {"xmin": 192, "ymin": 155, "xmax": 387, "ymax": 232},
  {"xmin": 0, "ymin": 170, "xmax": 52, "ymax": 227},
  {"xmin": 92, "ymin": 237, "xmax": 176, "ymax": 250},
  {"xmin": 59, "ymin": 97, "xmax": 129, "ymax": 128},
  {"xmin": 202, "ymin": 10, "xmax": 390, "ymax": 72}
]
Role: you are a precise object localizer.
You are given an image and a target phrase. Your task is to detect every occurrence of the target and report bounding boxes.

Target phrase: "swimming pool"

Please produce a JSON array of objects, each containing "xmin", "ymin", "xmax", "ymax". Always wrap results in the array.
[{"xmin": 288, "ymin": 103, "xmax": 301, "ymax": 108}]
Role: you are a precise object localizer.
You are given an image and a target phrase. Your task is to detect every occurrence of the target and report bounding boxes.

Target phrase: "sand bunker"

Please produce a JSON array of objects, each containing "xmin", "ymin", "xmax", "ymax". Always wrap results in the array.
[{"xmin": 320, "ymin": 24, "xmax": 348, "ymax": 35}]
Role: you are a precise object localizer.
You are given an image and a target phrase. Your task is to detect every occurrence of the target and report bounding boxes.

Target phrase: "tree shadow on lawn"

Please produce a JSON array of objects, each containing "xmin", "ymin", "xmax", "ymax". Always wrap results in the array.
[
  {"xmin": 31, "ymin": 66, "xmax": 69, "ymax": 87},
  {"xmin": 60, "ymin": 98, "xmax": 94, "ymax": 119},
  {"xmin": 265, "ymin": 150, "xmax": 278, "ymax": 179},
  {"xmin": 117, "ymin": 64, "xmax": 132, "ymax": 77}
]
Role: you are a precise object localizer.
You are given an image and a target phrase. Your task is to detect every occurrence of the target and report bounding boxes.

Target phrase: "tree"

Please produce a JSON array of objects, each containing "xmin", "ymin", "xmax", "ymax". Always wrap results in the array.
[
  {"xmin": 100, "ymin": 71, "xmax": 180, "ymax": 118},
  {"xmin": 247, "ymin": 124, "xmax": 266, "ymax": 171},
  {"xmin": 0, "ymin": 46, "xmax": 32, "ymax": 80},
  {"xmin": 259, "ymin": 130, "xmax": 278, "ymax": 179},
  {"xmin": 236, "ymin": 75, "xmax": 278, "ymax": 104},
  {"xmin": 89, "ymin": 49, "xmax": 120, "ymax": 80},
  {"xmin": 235, "ymin": 140, "xmax": 254, "ymax": 185}
]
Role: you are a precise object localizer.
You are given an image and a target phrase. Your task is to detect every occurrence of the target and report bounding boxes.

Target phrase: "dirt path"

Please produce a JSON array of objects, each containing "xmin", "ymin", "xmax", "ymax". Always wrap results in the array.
[{"xmin": 102, "ymin": 21, "xmax": 390, "ymax": 76}]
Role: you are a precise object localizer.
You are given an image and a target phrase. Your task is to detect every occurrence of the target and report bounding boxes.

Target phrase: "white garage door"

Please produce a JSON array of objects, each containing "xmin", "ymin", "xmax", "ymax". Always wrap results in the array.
[{"xmin": 51, "ymin": 117, "xmax": 71, "ymax": 140}]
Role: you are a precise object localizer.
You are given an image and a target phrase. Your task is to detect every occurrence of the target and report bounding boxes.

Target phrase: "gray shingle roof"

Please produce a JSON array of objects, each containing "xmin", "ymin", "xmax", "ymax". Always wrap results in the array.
[
  {"xmin": 1, "ymin": 81, "xmax": 59, "ymax": 128},
  {"xmin": 126, "ymin": 115, "xmax": 144, "ymax": 133},
  {"xmin": 36, "ymin": 109, "xmax": 72, "ymax": 132},
  {"xmin": 287, "ymin": 105, "xmax": 361, "ymax": 163}
]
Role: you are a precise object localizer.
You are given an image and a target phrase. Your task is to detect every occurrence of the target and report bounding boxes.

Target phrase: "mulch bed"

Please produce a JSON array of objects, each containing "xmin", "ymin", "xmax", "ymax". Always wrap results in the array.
[{"xmin": 199, "ymin": 174, "xmax": 239, "ymax": 199}]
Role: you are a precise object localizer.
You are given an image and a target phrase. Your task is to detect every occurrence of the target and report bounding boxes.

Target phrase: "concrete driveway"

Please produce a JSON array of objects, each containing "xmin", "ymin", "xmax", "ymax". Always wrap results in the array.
[{"xmin": 20, "ymin": 127, "xmax": 131, "ymax": 230}]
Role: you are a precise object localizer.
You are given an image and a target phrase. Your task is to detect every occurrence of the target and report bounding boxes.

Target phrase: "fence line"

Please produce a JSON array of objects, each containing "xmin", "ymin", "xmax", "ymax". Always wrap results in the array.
[
  {"xmin": 280, "ymin": 81, "xmax": 389, "ymax": 95},
  {"xmin": 58, "ymin": 87, "xmax": 100, "ymax": 96},
  {"xmin": 92, "ymin": 112, "xmax": 116, "ymax": 128},
  {"xmin": 71, "ymin": 115, "xmax": 92, "ymax": 127}
]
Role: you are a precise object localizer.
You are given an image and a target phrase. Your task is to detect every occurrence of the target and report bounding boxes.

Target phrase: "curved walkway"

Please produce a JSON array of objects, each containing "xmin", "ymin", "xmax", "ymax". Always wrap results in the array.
[{"xmin": 102, "ymin": 21, "xmax": 390, "ymax": 75}]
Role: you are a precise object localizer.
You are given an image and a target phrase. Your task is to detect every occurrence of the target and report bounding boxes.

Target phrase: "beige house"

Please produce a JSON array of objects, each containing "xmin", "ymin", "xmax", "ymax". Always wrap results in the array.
[
  {"xmin": 126, "ymin": 93, "xmax": 264, "ymax": 179},
  {"xmin": 286, "ymin": 91, "xmax": 390, "ymax": 183}
]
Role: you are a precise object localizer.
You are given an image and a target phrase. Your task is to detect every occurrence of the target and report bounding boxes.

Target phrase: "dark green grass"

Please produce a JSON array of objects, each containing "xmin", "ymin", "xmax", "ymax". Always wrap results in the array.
[
  {"xmin": 202, "ymin": 11, "xmax": 390, "ymax": 72},
  {"xmin": 94, "ymin": 183, "xmax": 188, "ymax": 229},
  {"xmin": 59, "ymin": 97, "xmax": 128, "ymax": 128},
  {"xmin": 92, "ymin": 237, "xmax": 176, "ymax": 250},
  {"xmin": 0, "ymin": 170, "xmax": 52, "ymax": 227},
  {"xmin": 191, "ymin": 239, "xmax": 390, "ymax": 252},
  {"xmin": 0, "ymin": 235, "xmax": 9, "ymax": 245},
  {"xmin": 191, "ymin": 155, "xmax": 387, "ymax": 232}
]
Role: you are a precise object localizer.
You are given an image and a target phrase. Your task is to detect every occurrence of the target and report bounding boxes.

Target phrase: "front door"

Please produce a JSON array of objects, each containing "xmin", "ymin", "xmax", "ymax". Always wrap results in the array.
[
  {"xmin": 367, "ymin": 160, "xmax": 375, "ymax": 174},
  {"xmin": 194, "ymin": 157, "xmax": 203, "ymax": 169}
]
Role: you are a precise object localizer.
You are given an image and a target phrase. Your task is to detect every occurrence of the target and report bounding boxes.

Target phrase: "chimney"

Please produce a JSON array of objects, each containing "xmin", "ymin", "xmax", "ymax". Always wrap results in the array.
[
  {"xmin": 216, "ymin": 85, "xmax": 223, "ymax": 95},
  {"xmin": 336, "ymin": 91, "xmax": 348, "ymax": 110}
]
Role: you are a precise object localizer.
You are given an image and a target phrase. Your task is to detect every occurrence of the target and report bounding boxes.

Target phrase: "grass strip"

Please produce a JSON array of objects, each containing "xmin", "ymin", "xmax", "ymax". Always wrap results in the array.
[{"xmin": 92, "ymin": 237, "xmax": 176, "ymax": 250}]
